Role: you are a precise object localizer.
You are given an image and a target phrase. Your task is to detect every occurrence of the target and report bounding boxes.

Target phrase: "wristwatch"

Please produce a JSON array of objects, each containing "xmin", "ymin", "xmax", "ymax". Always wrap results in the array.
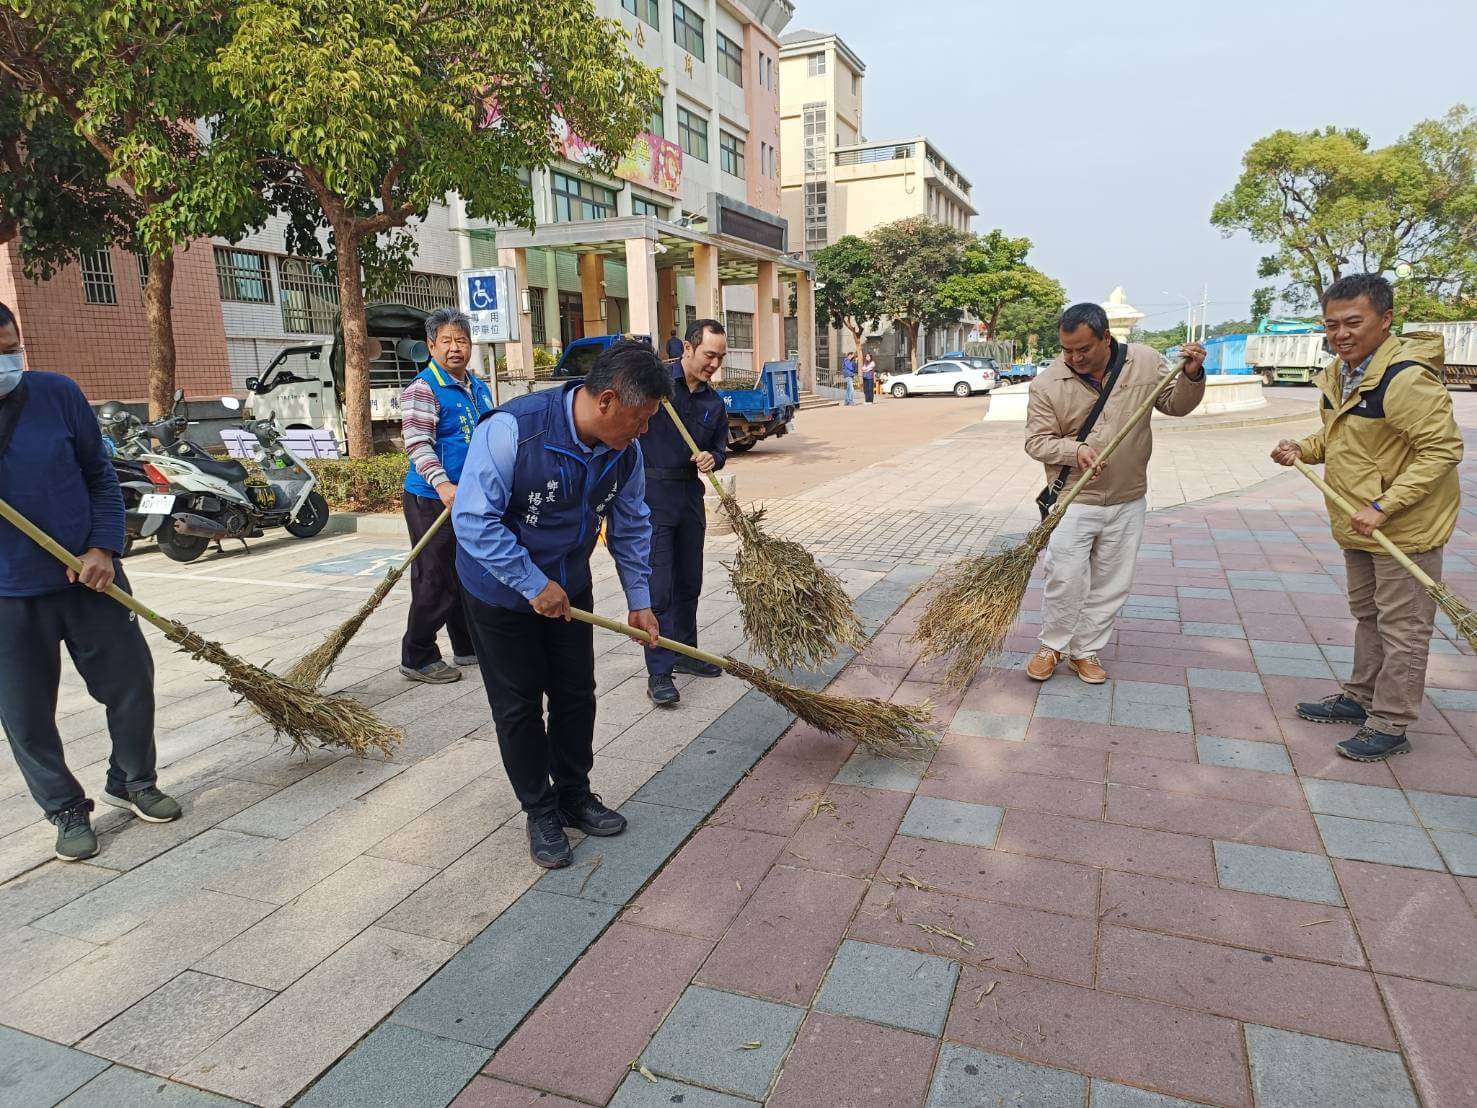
[{"xmin": 1371, "ymin": 500, "xmax": 1383, "ymax": 513}]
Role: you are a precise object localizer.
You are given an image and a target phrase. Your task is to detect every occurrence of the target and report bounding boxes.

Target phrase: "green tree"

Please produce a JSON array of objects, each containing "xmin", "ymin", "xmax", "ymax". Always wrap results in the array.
[
  {"xmin": 1212, "ymin": 105, "xmax": 1477, "ymax": 311},
  {"xmin": 1249, "ymin": 286, "xmax": 1275, "ymax": 327},
  {"xmin": 867, "ymin": 216, "xmax": 971, "ymax": 370},
  {"xmin": 996, "ymin": 296, "xmax": 1065, "ymax": 358},
  {"xmin": 811, "ymin": 235, "xmax": 880, "ymax": 358},
  {"xmin": 936, "ymin": 229, "xmax": 1065, "ymax": 340},
  {"xmin": 212, "ymin": 0, "xmax": 660, "ymax": 457}
]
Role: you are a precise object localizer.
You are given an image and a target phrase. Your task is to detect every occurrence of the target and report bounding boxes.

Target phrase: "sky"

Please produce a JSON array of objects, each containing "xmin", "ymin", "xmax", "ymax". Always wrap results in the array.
[{"xmin": 790, "ymin": 0, "xmax": 1477, "ymax": 329}]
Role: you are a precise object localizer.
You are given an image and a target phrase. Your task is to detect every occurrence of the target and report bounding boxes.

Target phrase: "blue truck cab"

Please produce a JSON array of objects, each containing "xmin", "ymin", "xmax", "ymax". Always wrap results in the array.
[{"xmin": 551, "ymin": 334, "xmax": 799, "ymax": 453}]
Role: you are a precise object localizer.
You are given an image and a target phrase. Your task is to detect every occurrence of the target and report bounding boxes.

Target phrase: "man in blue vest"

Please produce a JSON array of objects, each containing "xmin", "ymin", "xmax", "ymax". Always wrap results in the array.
[
  {"xmin": 642, "ymin": 318, "xmax": 728, "ymax": 707},
  {"xmin": 400, "ymin": 307, "xmax": 494, "ymax": 684},
  {"xmin": 454, "ymin": 339, "xmax": 668, "ymax": 868}
]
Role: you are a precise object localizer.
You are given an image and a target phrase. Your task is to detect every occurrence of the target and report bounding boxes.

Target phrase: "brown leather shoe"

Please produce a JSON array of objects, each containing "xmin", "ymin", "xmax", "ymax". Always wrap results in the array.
[
  {"xmin": 1026, "ymin": 647, "xmax": 1062, "ymax": 682},
  {"xmin": 1068, "ymin": 654, "xmax": 1108, "ymax": 684}
]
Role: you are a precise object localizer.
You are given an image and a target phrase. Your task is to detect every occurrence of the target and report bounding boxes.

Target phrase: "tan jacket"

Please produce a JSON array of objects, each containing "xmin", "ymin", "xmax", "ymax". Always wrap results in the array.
[
  {"xmin": 1025, "ymin": 342, "xmax": 1206, "ymax": 507},
  {"xmin": 1296, "ymin": 332, "xmax": 1462, "ymax": 554}
]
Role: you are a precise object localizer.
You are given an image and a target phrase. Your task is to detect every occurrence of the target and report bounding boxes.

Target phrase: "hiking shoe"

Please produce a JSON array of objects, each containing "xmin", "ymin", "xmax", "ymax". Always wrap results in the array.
[
  {"xmin": 1336, "ymin": 727, "xmax": 1412, "ymax": 762},
  {"xmin": 673, "ymin": 656, "xmax": 723, "ymax": 678},
  {"xmin": 647, "ymin": 674, "xmax": 680, "ymax": 706},
  {"xmin": 399, "ymin": 661, "xmax": 461, "ymax": 684},
  {"xmin": 452, "ymin": 653, "xmax": 478, "ymax": 667},
  {"xmin": 50, "ymin": 803, "xmax": 98, "ymax": 862},
  {"xmin": 560, "ymin": 793, "xmax": 628, "ymax": 837},
  {"xmin": 102, "ymin": 785, "xmax": 182, "ymax": 823},
  {"xmin": 1068, "ymin": 654, "xmax": 1109, "ymax": 684},
  {"xmin": 527, "ymin": 812, "xmax": 573, "ymax": 869},
  {"xmin": 1026, "ymin": 647, "xmax": 1063, "ymax": 682},
  {"xmin": 1297, "ymin": 693, "xmax": 1368, "ymax": 725}
]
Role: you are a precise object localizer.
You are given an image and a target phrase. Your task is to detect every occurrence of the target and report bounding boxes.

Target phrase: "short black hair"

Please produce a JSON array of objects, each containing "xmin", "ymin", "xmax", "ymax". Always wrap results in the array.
[
  {"xmin": 1322, "ymin": 273, "xmax": 1394, "ymax": 315},
  {"xmin": 585, "ymin": 338, "xmax": 672, "ymax": 406},
  {"xmin": 0, "ymin": 300, "xmax": 15, "ymax": 331},
  {"xmin": 1058, "ymin": 302, "xmax": 1109, "ymax": 339},
  {"xmin": 685, "ymin": 317, "xmax": 724, "ymax": 347}
]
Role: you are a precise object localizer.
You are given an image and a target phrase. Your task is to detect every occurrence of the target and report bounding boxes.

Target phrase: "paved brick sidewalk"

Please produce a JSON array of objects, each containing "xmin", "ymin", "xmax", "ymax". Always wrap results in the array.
[{"xmin": 452, "ymin": 466, "xmax": 1477, "ymax": 1108}]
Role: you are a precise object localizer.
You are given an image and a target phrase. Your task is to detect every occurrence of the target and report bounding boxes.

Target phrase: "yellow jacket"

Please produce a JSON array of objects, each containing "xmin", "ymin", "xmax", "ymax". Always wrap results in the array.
[{"xmin": 1296, "ymin": 332, "xmax": 1462, "ymax": 554}]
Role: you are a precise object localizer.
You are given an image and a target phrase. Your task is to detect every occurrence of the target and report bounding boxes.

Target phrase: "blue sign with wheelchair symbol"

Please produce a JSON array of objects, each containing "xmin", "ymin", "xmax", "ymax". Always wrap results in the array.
[{"xmin": 467, "ymin": 275, "xmax": 499, "ymax": 312}]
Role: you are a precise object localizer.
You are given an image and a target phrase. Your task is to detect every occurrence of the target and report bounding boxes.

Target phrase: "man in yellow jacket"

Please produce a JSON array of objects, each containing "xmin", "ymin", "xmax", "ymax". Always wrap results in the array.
[{"xmin": 1272, "ymin": 274, "xmax": 1462, "ymax": 762}]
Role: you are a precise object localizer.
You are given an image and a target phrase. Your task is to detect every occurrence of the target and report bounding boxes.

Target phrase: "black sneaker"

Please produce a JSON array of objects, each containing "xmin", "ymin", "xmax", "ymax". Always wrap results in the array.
[
  {"xmin": 1336, "ymin": 727, "xmax": 1412, "ymax": 762},
  {"xmin": 102, "ymin": 785, "xmax": 182, "ymax": 823},
  {"xmin": 560, "ymin": 793, "xmax": 628, "ymax": 837},
  {"xmin": 50, "ymin": 803, "xmax": 98, "ymax": 861},
  {"xmin": 1296, "ymin": 693, "xmax": 1368, "ymax": 725},
  {"xmin": 673, "ymin": 656, "xmax": 723, "ymax": 678},
  {"xmin": 647, "ymin": 674, "xmax": 680, "ymax": 706},
  {"xmin": 527, "ymin": 812, "xmax": 573, "ymax": 869}
]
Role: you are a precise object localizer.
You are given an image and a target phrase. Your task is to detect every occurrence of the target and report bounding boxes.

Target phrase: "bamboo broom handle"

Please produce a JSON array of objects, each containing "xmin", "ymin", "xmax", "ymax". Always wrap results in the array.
[
  {"xmin": 567, "ymin": 605, "xmax": 732, "ymax": 671},
  {"xmin": 660, "ymin": 398, "xmax": 729, "ymax": 500},
  {"xmin": 1291, "ymin": 459, "xmax": 1441, "ymax": 590},
  {"xmin": 400, "ymin": 506, "xmax": 451, "ymax": 571}
]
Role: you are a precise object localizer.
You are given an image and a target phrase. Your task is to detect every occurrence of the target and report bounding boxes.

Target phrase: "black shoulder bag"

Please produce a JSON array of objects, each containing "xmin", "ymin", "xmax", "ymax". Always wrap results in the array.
[
  {"xmin": 1034, "ymin": 341, "xmax": 1126, "ymax": 520},
  {"xmin": 0, "ymin": 377, "xmax": 29, "ymax": 458}
]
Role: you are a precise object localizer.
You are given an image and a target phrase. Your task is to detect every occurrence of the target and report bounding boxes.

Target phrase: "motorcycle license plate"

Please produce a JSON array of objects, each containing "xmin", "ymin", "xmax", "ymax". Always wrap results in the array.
[{"xmin": 138, "ymin": 493, "xmax": 176, "ymax": 515}]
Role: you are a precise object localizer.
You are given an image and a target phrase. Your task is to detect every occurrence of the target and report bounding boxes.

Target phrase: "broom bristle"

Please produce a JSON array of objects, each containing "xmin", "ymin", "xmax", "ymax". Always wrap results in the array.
[
  {"xmin": 282, "ymin": 569, "xmax": 405, "ymax": 690},
  {"xmin": 166, "ymin": 624, "xmax": 402, "ymax": 758},
  {"xmin": 726, "ymin": 657, "xmax": 936, "ymax": 760},
  {"xmin": 1429, "ymin": 581, "xmax": 1477, "ymax": 652}
]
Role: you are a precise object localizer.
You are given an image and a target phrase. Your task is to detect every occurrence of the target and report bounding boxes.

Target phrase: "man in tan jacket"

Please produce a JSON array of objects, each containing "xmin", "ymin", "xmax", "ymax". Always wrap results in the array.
[
  {"xmin": 1025, "ymin": 303, "xmax": 1207, "ymax": 683},
  {"xmin": 1272, "ymin": 273, "xmax": 1462, "ymax": 762}
]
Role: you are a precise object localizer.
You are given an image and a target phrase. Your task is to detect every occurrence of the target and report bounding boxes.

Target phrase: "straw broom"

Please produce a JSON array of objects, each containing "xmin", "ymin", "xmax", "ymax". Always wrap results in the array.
[
  {"xmin": 0, "ymin": 495, "xmax": 402, "ymax": 758},
  {"xmin": 282, "ymin": 507, "xmax": 450, "ymax": 689},
  {"xmin": 571, "ymin": 605, "xmax": 936, "ymax": 759},
  {"xmin": 1293, "ymin": 459, "xmax": 1477, "ymax": 650},
  {"xmin": 914, "ymin": 359, "xmax": 1191, "ymax": 687},
  {"xmin": 658, "ymin": 398, "xmax": 863, "ymax": 672}
]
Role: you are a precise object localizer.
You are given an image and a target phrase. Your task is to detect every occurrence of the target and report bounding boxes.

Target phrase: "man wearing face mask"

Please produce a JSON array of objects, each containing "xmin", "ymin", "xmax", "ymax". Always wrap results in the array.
[{"xmin": 0, "ymin": 301, "xmax": 181, "ymax": 863}]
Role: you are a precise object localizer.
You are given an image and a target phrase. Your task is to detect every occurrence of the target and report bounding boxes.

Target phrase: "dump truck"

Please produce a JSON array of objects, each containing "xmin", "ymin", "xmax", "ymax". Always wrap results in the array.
[
  {"xmin": 1245, "ymin": 328, "xmax": 1328, "ymax": 386},
  {"xmin": 1403, "ymin": 321, "xmax": 1477, "ymax": 389}
]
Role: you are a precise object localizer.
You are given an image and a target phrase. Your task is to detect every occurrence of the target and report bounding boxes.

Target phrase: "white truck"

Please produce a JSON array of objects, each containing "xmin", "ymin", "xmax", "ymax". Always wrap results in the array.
[
  {"xmin": 1403, "ymin": 321, "xmax": 1477, "ymax": 390},
  {"xmin": 1244, "ymin": 331, "xmax": 1329, "ymax": 386}
]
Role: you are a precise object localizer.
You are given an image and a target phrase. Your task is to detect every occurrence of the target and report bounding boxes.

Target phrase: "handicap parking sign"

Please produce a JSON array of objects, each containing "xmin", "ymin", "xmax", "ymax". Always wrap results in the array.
[
  {"xmin": 457, "ymin": 266, "xmax": 519, "ymax": 343},
  {"xmin": 467, "ymin": 275, "xmax": 498, "ymax": 312}
]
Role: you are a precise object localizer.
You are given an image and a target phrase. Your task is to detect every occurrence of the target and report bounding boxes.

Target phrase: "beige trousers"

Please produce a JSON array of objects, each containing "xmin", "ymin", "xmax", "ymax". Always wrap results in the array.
[
  {"xmin": 1343, "ymin": 546, "xmax": 1443, "ymax": 736},
  {"xmin": 1039, "ymin": 497, "xmax": 1147, "ymax": 658}
]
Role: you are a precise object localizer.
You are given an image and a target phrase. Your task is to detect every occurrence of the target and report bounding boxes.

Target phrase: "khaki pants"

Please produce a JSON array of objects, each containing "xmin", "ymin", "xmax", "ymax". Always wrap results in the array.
[
  {"xmin": 1343, "ymin": 546, "xmax": 1442, "ymax": 736},
  {"xmin": 1040, "ymin": 497, "xmax": 1147, "ymax": 658}
]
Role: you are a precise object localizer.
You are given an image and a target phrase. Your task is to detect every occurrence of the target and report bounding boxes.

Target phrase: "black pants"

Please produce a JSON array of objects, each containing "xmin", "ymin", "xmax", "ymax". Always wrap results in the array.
[
  {"xmin": 862, "ymin": 376, "xmax": 875, "ymax": 403},
  {"xmin": 401, "ymin": 491, "xmax": 475, "ymax": 669},
  {"xmin": 647, "ymin": 482, "xmax": 706, "ymax": 678},
  {"xmin": 463, "ymin": 585, "xmax": 597, "ymax": 818},
  {"xmin": 0, "ymin": 567, "xmax": 157, "ymax": 817}
]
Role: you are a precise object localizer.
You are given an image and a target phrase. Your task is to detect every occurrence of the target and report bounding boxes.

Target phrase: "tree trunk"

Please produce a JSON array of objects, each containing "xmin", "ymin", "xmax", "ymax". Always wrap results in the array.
[
  {"xmin": 334, "ymin": 228, "xmax": 374, "ymax": 458},
  {"xmin": 847, "ymin": 323, "xmax": 865, "ymax": 359},
  {"xmin": 143, "ymin": 248, "xmax": 177, "ymax": 418},
  {"xmin": 987, "ymin": 304, "xmax": 1003, "ymax": 339},
  {"xmin": 907, "ymin": 321, "xmax": 921, "ymax": 369}
]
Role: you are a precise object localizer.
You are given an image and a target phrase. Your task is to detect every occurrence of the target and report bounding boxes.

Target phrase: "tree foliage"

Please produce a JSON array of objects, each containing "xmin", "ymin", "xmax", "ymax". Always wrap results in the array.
[
  {"xmin": 996, "ymin": 296, "xmax": 1065, "ymax": 358},
  {"xmin": 936, "ymin": 229, "xmax": 1065, "ymax": 341},
  {"xmin": 810, "ymin": 235, "xmax": 880, "ymax": 356},
  {"xmin": 866, "ymin": 217, "xmax": 971, "ymax": 369}
]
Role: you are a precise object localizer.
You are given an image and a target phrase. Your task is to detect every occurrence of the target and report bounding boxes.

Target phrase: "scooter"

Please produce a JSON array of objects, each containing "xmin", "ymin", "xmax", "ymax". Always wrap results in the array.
[{"xmin": 98, "ymin": 403, "xmax": 177, "ymax": 556}]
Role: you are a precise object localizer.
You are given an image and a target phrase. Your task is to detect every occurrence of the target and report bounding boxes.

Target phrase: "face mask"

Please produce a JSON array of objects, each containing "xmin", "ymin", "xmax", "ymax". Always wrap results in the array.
[{"xmin": 0, "ymin": 352, "xmax": 23, "ymax": 397}]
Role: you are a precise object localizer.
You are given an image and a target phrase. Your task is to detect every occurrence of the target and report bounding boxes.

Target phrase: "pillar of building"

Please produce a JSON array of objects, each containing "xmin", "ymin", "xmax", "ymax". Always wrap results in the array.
[
  {"xmin": 794, "ymin": 271, "xmax": 817, "ymax": 393},
  {"xmin": 755, "ymin": 259, "xmax": 782, "ymax": 370},
  {"xmin": 691, "ymin": 243, "xmax": 721, "ymax": 322},
  {"xmin": 579, "ymin": 253, "xmax": 606, "ymax": 337},
  {"xmin": 625, "ymin": 237, "xmax": 660, "ymax": 343},
  {"xmin": 657, "ymin": 265, "xmax": 678, "ymax": 343},
  {"xmin": 497, "ymin": 246, "xmax": 535, "ymax": 387}
]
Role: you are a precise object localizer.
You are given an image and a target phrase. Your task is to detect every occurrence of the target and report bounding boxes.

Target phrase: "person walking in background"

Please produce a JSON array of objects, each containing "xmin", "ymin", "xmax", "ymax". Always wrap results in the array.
[
  {"xmin": 399, "ymin": 307, "xmax": 494, "ymax": 684},
  {"xmin": 841, "ymin": 352, "xmax": 858, "ymax": 405},
  {"xmin": 861, "ymin": 353, "xmax": 877, "ymax": 404},
  {"xmin": 1271, "ymin": 274, "xmax": 1462, "ymax": 762},
  {"xmin": 665, "ymin": 328, "xmax": 684, "ymax": 361}
]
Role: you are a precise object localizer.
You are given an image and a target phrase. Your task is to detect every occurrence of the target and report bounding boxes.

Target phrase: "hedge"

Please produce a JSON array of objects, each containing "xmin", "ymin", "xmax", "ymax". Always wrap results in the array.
[{"xmin": 308, "ymin": 453, "xmax": 410, "ymax": 513}]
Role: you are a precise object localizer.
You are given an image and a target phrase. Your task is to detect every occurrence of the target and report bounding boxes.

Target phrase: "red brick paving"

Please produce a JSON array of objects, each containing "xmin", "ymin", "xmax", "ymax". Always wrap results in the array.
[
  {"xmin": 919, "ymin": 762, "xmax": 1104, "ymax": 820},
  {"xmin": 628, "ymin": 826, "xmax": 789, "ymax": 939},
  {"xmin": 1107, "ymin": 753, "xmax": 1308, "ymax": 808},
  {"xmin": 996, "ymin": 810, "xmax": 1217, "ymax": 884},
  {"xmin": 1378, "ymin": 974, "xmax": 1477, "ymax": 1107},
  {"xmin": 879, "ymin": 836, "xmax": 1100, "ymax": 918},
  {"xmin": 780, "ymin": 784, "xmax": 909, "ymax": 879},
  {"xmin": 766, "ymin": 1011, "xmax": 936, "ymax": 1108},
  {"xmin": 1333, "ymin": 860, "xmax": 1477, "ymax": 989},
  {"xmin": 1104, "ymin": 783, "xmax": 1323, "ymax": 851}
]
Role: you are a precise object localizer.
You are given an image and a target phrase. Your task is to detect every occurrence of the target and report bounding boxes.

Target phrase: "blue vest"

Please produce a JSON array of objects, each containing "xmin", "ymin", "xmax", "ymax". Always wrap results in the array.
[
  {"xmin": 457, "ymin": 382, "xmax": 640, "ymax": 611},
  {"xmin": 403, "ymin": 362, "xmax": 495, "ymax": 499}
]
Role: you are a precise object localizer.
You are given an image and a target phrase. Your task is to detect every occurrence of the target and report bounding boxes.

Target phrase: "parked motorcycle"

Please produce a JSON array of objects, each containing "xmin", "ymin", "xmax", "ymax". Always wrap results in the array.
[{"xmin": 98, "ymin": 402, "xmax": 176, "ymax": 556}]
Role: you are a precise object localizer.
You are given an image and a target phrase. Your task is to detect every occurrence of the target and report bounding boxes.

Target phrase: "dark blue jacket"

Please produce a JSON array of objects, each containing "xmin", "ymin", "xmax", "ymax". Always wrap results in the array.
[
  {"xmin": 0, "ymin": 372, "xmax": 125, "ymax": 597},
  {"xmin": 639, "ymin": 362, "xmax": 726, "ymax": 495}
]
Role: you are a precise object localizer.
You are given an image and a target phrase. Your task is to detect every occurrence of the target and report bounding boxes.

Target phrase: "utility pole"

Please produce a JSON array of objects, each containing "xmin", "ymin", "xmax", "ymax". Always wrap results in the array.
[{"xmin": 1199, "ymin": 285, "xmax": 1209, "ymax": 341}]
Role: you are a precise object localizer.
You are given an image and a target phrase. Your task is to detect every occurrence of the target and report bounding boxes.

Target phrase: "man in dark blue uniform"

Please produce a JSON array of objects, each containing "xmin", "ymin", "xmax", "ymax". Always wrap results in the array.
[{"xmin": 642, "ymin": 318, "xmax": 729, "ymax": 707}]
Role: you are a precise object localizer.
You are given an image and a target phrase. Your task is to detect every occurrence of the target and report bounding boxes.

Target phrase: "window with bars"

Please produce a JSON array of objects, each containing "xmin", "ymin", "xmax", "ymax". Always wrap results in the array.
[
  {"xmin": 717, "ymin": 31, "xmax": 743, "ymax": 85},
  {"xmin": 632, "ymin": 195, "xmax": 668, "ymax": 218},
  {"xmin": 279, "ymin": 258, "xmax": 340, "ymax": 334},
  {"xmin": 673, "ymin": 1, "xmax": 704, "ymax": 60},
  {"xmin": 135, "ymin": 253, "xmax": 150, "ymax": 290},
  {"xmin": 807, "ymin": 51, "xmax": 826, "ymax": 76},
  {"xmin": 80, "ymin": 248, "xmax": 117, "ymax": 305},
  {"xmin": 550, "ymin": 170, "xmax": 618, "ymax": 222},
  {"xmin": 804, "ymin": 181, "xmax": 828, "ymax": 251},
  {"xmin": 719, "ymin": 131, "xmax": 745, "ymax": 179},
  {"xmin": 621, "ymin": 0, "xmax": 658, "ymax": 29},
  {"xmin": 214, "ymin": 247, "xmax": 272, "ymax": 303},
  {"xmin": 725, "ymin": 310, "xmax": 754, "ymax": 350},
  {"xmin": 391, "ymin": 273, "xmax": 456, "ymax": 313},
  {"xmin": 676, "ymin": 106, "xmax": 708, "ymax": 162},
  {"xmin": 529, "ymin": 286, "xmax": 547, "ymax": 346},
  {"xmin": 802, "ymin": 101, "xmax": 826, "ymax": 174}
]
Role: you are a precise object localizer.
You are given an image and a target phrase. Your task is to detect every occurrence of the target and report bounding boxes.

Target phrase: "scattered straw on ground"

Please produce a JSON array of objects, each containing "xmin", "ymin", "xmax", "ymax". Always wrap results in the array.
[{"xmin": 282, "ymin": 568, "xmax": 405, "ymax": 690}]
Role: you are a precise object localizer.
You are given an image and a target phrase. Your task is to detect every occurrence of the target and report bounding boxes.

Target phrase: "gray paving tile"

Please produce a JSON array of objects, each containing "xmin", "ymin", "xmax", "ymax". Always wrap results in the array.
[
  {"xmin": 1421, "ymin": 687, "xmax": 1477, "ymax": 711},
  {"xmin": 641, "ymin": 985, "xmax": 804, "ymax": 1100},
  {"xmin": 1408, "ymin": 790, "xmax": 1477, "ymax": 834},
  {"xmin": 295, "ymin": 1023, "xmax": 490, "ymax": 1108},
  {"xmin": 1245, "ymin": 1024, "xmax": 1417, "ymax": 1107},
  {"xmin": 899, "ymin": 796, "xmax": 1003, "ymax": 848},
  {"xmin": 1430, "ymin": 829, "xmax": 1477, "ymax": 876},
  {"xmin": 1181, "ymin": 622, "xmax": 1246, "ymax": 639},
  {"xmin": 1214, "ymin": 842, "xmax": 1344, "ymax": 906},
  {"xmin": 1319, "ymin": 645, "xmax": 1355, "ymax": 663},
  {"xmin": 57, "ymin": 1066, "xmax": 247, "ymax": 1106},
  {"xmin": 1178, "ymin": 587, "xmax": 1233, "ymax": 601},
  {"xmin": 699, "ymin": 690, "xmax": 796, "ymax": 752},
  {"xmin": 1035, "ymin": 694, "xmax": 1111, "ymax": 725},
  {"xmin": 950, "ymin": 709, "xmax": 1029, "ymax": 741},
  {"xmin": 1255, "ymin": 656, "xmax": 1335, "ymax": 679},
  {"xmin": 392, "ymin": 890, "xmax": 617, "ymax": 1048},
  {"xmin": 537, "ymin": 800, "xmax": 703, "ymax": 905},
  {"xmin": 1196, "ymin": 735, "xmax": 1293, "ymax": 775},
  {"xmin": 1226, "ymin": 572, "xmax": 1285, "ymax": 592},
  {"xmin": 0, "ymin": 1026, "xmax": 109, "ymax": 1107},
  {"xmin": 1187, "ymin": 668, "xmax": 1264, "ymax": 693},
  {"xmin": 1249, "ymin": 640, "xmax": 1324, "ymax": 660},
  {"xmin": 219, "ymin": 757, "xmax": 405, "ymax": 840},
  {"xmin": 1314, "ymin": 815, "xmax": 1444, "ymax": 871},
  {"xmin": 629, "ymin": 741, "xmax": 760, "ymax": 812},
  {"xmin": 1090, "ymin": 1079, "xmax": 1211, "ymax": 1107},
  {"xmin": 1174, "ymin": 559, "xmax": 1222, "ymax": 569},
  {"xmin": 1114, "ymin": 681, "xmax": 1189, "ymax": 707},
  {"xmin": 1110, "ymin": 700, "xmax": 1192, "ymax": 733},
  {"xmin": 1127, "ymin": 593, "xmax": 1179, "ymax": 610},
  {"xmin": 832, "ymin": 750, "xmax": 927, "ymax": 792},
  {"xmin": 80, "ymin": 971, "xmax": 273, "ymax": 1074},
  {"xmin": 610, "ymin": 1073, "xmax": 753, "ymax": 1107},
  {"xmin": 1121, "ymin": 607, "xmax": 1179, "ymax": 622},
  {"xmin": 926, "ymin": 1043, "xmax": 1086, "ymax": 1107},
  {"xmin": 1302, "ymin": 779, "xmax": 1416, "ymax": 825},
  {"xmin": 815, "ymin": 940, "xmax": 959, "ymax": 1036}
]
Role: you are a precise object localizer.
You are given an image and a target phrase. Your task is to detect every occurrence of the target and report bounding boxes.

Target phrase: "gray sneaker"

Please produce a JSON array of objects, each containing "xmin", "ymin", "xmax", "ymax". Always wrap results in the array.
[
  {"xmin": 102, "ymin": 785, "xmax": 182, "ymax": 823},
  {"xmin": 399, "ymin": 660, "xmax": 462, "ymax": 684},
  {"xmin": 50, "ymin": 804, "xmax": 98, "ymax": 861},
  {"xmin": 452, "ymin": 653, "xmax": 478, "ymax": 666}
]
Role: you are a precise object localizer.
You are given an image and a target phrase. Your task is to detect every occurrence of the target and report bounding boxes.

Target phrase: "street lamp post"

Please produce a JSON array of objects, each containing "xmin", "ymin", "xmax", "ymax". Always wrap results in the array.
[{"xmin": 1163, "ymin": 291, "xmax": 1195, "ymax": 343}]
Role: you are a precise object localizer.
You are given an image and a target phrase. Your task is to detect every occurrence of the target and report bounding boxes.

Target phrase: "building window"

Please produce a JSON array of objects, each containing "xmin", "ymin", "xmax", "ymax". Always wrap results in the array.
[
  {"xmin": 725, "ymin": 310, "xmax": 754, "ymax": 350},
  {"xmin": 807, "ymin": 51, "xmax": 826, "ymax": 76},
  {"xmin": 551, "ymin": 170, "xmax": 618, "ymax": 222},
  {"xmin": 632, "ymin": 195, "xmax": 667, "ymax": 218},
  {"xmin": 650, "ymin": 97, "xmax": 665, "ymax": 138},
  {"xmin": 135, "ymin": 253, "xmax": 150, "ymax": 290},
  {"xmin": 803, "ymin": 101, "xmax": 827, "ymax": 174},
  {"xmin": 719, "ymin": 131, "xmax": 745, "ymax": 179},
  {"xmin": 717, "ymin": 31, "xmax": 743, "ymax": 86},
  {"xmin": 279, "ymin": 258, "xmax": 340, "ymax": 334},
  {"xmin": 676, "ymin": 106, "xmax": 708, "ymax": 162},
  {"xmin": 558, "ymin": 291, "xmax": 584, "ymax": 347},
  {"xmin": 214, "ymin": 247, "xmax": 271, "ymax": 303},
  {"xmin": 672, "ymin": 1, "xmax": 704, "ymax": 60},
  {"xmin": 391, "ymin": 272, "xmax": 457, "ymax": 313},
  {"xmin": 80, "ymin": 248, "xmax": 117, "ymax": 306},
  {"xmin": 851, "ymin": 72, "xmax": 859, "ymax": 95},
  {"xmin": 529, "ymin": 286, "xmax": 548, "ymax": 346},
  {"xmin": 804, "ymin": 181, "xmax": 828, "ymax": 252},
  {"xmin": 684, "ymin": 305, "xmax": 696, "ymax": 331},
  {"xmin": 621, "ymin": 0, "xmax": 658, "ymax": 30},
  {"xmin": 760, "ymin": 143, "xmax": 769, "ymax": 178}
]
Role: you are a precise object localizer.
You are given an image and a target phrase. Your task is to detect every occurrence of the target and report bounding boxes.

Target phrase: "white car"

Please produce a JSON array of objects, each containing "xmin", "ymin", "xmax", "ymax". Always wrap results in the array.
[{"xmin": 886, "ymin": 359, "xmax": 995, "ymax": 398}]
